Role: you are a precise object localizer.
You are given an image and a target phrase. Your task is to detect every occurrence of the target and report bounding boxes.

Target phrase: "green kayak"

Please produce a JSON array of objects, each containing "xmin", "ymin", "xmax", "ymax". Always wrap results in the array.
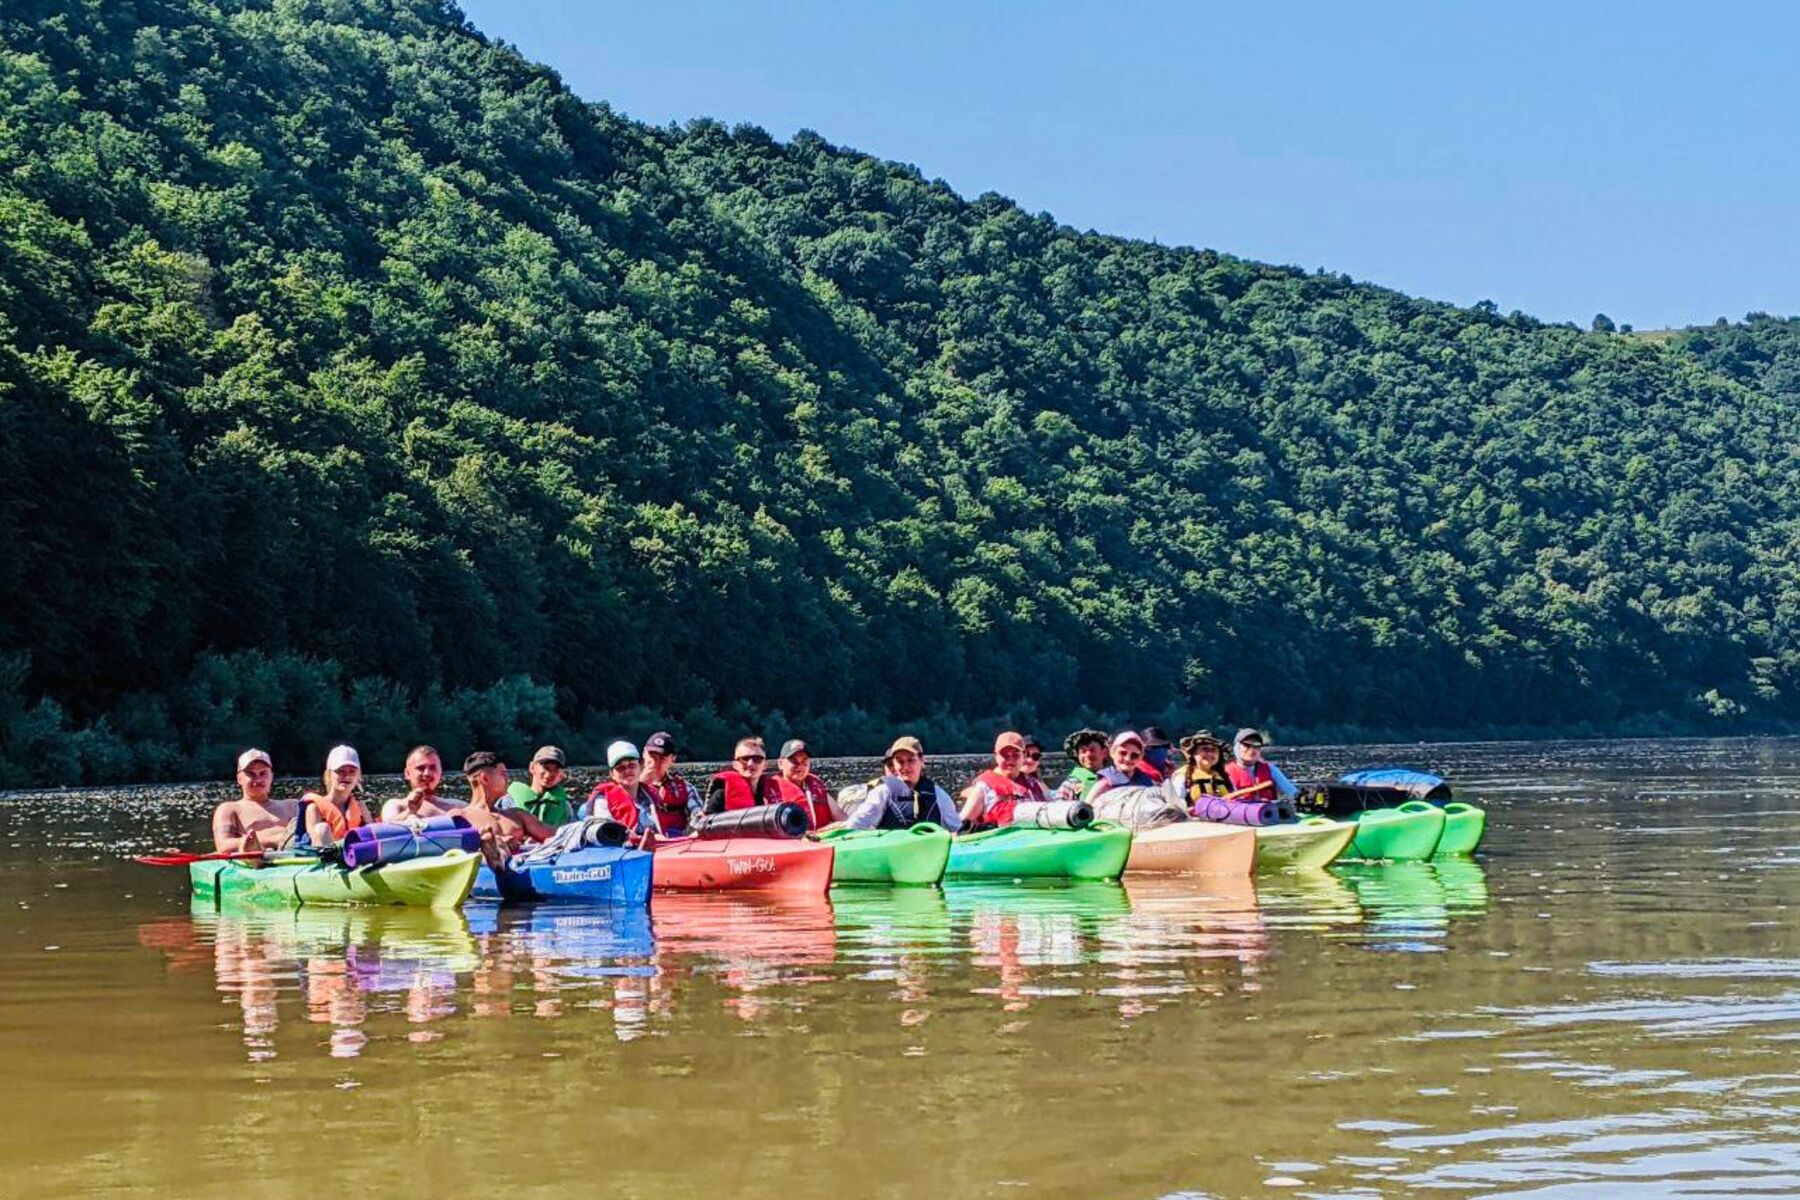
[
  {"xmin": 1346, "ymin": 801, "xmax": 1446, "ymax": 862},
  {"xmin": 1255, "ymin": 817, "xmax": 1356, "ymax": 871},
  {"xmin": 1433, "ymin": 801, "xmax": 1487, "ymax": 855},
  {"xmin": 944, "ymin": 822, "xmax": 1132, "ymax": 882},
  {"xmin": 815, "ymin": 823, "xmax": 953, "ymax": 885},
  {"xmin": 190, "ymin": 850, "xmax": 481, "ymax": 910}
]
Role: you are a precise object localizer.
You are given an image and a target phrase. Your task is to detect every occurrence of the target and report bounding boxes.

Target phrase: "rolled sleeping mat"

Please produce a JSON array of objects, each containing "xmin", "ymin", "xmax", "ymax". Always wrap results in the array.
[
  {"xmin": 580, "ymin": 818, "xmax": 631, "ymax": 848},
  {"xmin": 1010, "ymin": 800, "xmax": 1094, "ymax": 830},
  {"xmin": 836, "ymin": 784, "xmax": 871, "ymax": 811},
  {"xmin": 1192, "ymin": 797, "xmax": 1232, "ymax": 822},
  {"xmin": 341, "ymin": 816, "xmax": 480, "ymax": 869},
  {"xmin": 1089, "ymin": 785, "xmax": 1186, "ymax": 829},
  {"xmin": 694, "ymin": 802, "xmax": 808, "ymax": 841},
  {"xmin": 1214, "ymin": 799, "xmax": 1287, "ymax": 826}
]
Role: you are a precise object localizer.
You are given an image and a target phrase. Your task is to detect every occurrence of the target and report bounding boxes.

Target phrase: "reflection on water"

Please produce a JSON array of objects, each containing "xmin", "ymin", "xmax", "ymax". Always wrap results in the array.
[{"xmin": 13, "ymin": 736, "xmax": 1800, "ymax": 1198}]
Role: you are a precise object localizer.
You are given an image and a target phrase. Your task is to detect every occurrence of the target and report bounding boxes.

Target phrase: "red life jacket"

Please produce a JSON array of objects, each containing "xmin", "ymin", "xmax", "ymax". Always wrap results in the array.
[
  {"xmin": 644, "ymin": 775, "xmax": 696, "ymax": 835},
  {"xmin": 588, "ymin": 782, "xmax": 647, "ymax": 830},
  {"xmin": 774, "ymin": 774, "xmax": 833, "ymax": 829},
  {"xmin": 711, "ymin": 770, "xmax": 764, "ymax": 811},
  {"xmin": 973, "ymin": 769, "xmax": 1031, "ymax": 827},
  {"xmin": 1225, "ymin": 760, "xmax": 1275, "ymax": 798}
]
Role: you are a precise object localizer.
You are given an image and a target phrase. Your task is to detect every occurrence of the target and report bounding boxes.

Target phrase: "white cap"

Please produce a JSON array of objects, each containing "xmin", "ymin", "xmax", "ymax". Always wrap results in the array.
[
  {"xmin": 236, "ymin": 748, "xmax": 272, "ymax": 772},
  {"xmin": 607, "ymin": 740, "xmax": 642, "ymax": 768},
  {"xmin": 325, "ymin": 745, "xmax": 361, "ymax": 772}
]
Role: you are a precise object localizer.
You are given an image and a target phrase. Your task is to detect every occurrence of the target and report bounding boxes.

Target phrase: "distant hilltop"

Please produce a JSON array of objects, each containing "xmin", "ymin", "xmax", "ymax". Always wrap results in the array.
[{"xmin": 2, "ymin": 0, "xmax": 1798, "ymax": 785}]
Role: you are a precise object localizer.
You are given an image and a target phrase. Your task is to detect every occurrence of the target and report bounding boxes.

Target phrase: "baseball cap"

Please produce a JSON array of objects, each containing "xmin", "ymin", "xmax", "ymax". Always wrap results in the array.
[
  {"xmin": 884, "ymin": 735, "xmax": 924, "ymax": 760},
  {"xmin": 532, "ymin": 745, "xmax": 566, "ymax": 766},
  {"xmin": 1235, "ymin": 727, "xmax": 1266, "ymax": 747},
  {"xmin": 779, "ymin": 738, "xmax": 809, "ymax": 760},
  {"xmin": 643, "ymin": 731, "xmax": 676, "ymax": 755},
  {"xmin": 236, "ymin": 748, "xmax": 272, "ymax": 772},
  {"xmin": 994, "ymin": 731, "xmax": 1026, "ymax": 754},
  {"xmin": 1109, "ymin": 730, "xmax": 1145, "ymax": 751},
  {"xmin": 607, "ymin": 740, "xmax": 642, "ymax": 768},
  {"xmin": 325, "ymin": 745, "xmax": 360, "ymax": 772}
]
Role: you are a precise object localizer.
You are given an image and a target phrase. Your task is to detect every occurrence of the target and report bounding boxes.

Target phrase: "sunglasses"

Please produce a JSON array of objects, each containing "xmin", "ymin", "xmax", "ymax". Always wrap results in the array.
[
  {"xmin": 1023, "ymin": 751, "xmax": 1041, "ymax": 761},
  {"xmin": 1115, "ymin": 749, "xmax": 1142, "ymax": 761},
  {"xmin": 736, "ymin": 754, "xmax": 766, "ymax": 765}
]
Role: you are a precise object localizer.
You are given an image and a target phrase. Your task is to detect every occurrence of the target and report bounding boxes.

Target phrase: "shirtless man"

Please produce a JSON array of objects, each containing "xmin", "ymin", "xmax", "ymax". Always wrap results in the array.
[
  {"xmin": 459, "ymin": 750, "xmax": 555, "ymax": 867},
  {"xmin": 211, "ymin": 749, "xmax": 299, "ymax": 854},
  {"xmin": 381, "ymin": 745, "xmax": 463, "ymax": 823}
]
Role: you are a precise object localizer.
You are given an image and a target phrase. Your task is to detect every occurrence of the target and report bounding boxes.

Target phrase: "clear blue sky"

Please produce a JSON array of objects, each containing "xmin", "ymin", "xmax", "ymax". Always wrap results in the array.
[{"xmin": 459, "ymin": 1, "xmax": 1800, "ymax": 330}]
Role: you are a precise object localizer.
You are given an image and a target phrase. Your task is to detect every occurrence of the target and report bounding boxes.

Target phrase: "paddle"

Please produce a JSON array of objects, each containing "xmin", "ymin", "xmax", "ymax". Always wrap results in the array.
[{"xmin": 133, "ymin": 848, "xmax": 268, "ymax": 867}]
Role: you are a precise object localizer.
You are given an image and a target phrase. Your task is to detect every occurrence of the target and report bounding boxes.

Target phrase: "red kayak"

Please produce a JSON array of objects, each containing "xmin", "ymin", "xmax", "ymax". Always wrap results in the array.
[{"xmin": 650, "ymin": 836, "xmax": 834, "ymax": 894}]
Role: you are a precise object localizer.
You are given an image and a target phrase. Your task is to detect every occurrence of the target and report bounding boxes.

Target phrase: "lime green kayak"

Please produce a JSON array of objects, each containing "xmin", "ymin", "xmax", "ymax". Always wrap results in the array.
[
  {"xmin": 1255, "ymin": 818, "xmax": 1356, "ymax": 871},
  {"xmin": 815, "ymin": 823, "xmax": 952, "ymax": 885},
  {"xmin": 190, "ymin": 850, "xmax": 481, "ymax": 909},
  {"xmin": 1347, "ymin": 801, "xmax": 1446, "ymax": 861},
  {"xmin": 944, "ymin": 822, "xmax": 1132, "ymax": 881},
  {"xmin": 1433, "ymin": 801, "xmax": 1487, "ymax": 855}
]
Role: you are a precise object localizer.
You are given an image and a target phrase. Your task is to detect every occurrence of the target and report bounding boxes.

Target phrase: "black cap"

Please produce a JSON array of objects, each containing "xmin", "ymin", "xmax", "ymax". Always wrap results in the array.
[
  {"xmin": 1142, "ymin": 725, "xmax": 1172, "ymax": 748},
  {"xmin": 643, "ymin": 731, "xmax": 676, "ymax": 755},
  {"xmin": 462, "ymin": 749, "xmax": 503, "ymax": 775}
]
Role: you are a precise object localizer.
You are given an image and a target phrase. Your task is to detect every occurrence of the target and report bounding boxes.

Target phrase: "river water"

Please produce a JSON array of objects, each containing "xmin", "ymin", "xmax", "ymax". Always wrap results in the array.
[{"xmin": 1, "ymin": 737, "xmax": 1796, "ymax": 1198}]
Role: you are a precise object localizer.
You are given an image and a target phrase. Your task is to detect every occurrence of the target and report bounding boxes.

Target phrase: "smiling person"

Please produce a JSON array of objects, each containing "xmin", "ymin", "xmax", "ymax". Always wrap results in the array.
[
  {"xmin": 641, "ymin": 731, "xmax": 702, "ymax": 836},
  {"xmin": 302, "ymin": 745, "xmax": 374, "ymax": 847},
  {"xmin": 381, "ymin": 745, "xmax": 462, "ymax": 823},
  {"xmin": 703, "ymin": 737, "xmax": 783, "ymax": 813},
  {"xmin": 772, "ymin": 738, "xmax": 839, "ymax": 829},
  {"xmin": 584, "ymin": 740, "xmax": 657, "ymax": 834},
  {"xmin": 1086, "ymin": 730, "xmax": 1161, "ymax": 798},
  {"xmin": 211, "ymin": 749, "xmax": 298, "ymax": 855},
  {"xmin": 844, "ymin": 736, "xmax": 961, "ymax": 831},
  {"xmin": 460, "ymin": 750, "xmax": 554, "ymax": 866},
  {"xmin": 959, "ymin": 731, "xmax": 1035, "ymax": 829},
  {"xmin": 1020, "ymin": 736, "xmax": 1052, "ymax": 802},
  {"xmin": 504, "ymin": 744, "xmax": 573, "ymax": 826},
  {"xmin": 1225, "ymin": 728, "xmax": 1298, "ymax": 801},
  {"xmin": 1053, "ymin": 728, "xmax": 1110, "ymax": 803},
  {"xmin": 1169, "ymin": 730, "xmax": 1234, "ymax": 806}
]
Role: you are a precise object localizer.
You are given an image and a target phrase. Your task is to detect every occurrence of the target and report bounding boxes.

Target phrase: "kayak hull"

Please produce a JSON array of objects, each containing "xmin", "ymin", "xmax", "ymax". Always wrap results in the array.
[
  {"xmin": 190, "ymin": 850, "xmax": 480, "ymax": 909},
  {"xmin": 473, "ymin": 846, "xmax": 654, "ymax": 905},
  {"xmin": 1255, "ymin": 818, "xmax": 1356, "ymax": 871},
  {"xmin": 1434, "ymin": 802, "xmax": 1487, "ymax": 856},
  {"xmin": 945, "ymin": 822, "xmax": 1132, "ymax": 881},
  {"xmin": 651, "ymin": 836, "xmax": 834, "ymax": 894},
  {"xmin": 1347, "ymin": 802, "xmax": 1446, "ymax": 861},
  {"xmin": 817, "ymin": 824, "xmax": 953, "ymax": 885},
  {"xmin": 1124, "ymin": 821, "xmax": 1256, "ymax": 876}
]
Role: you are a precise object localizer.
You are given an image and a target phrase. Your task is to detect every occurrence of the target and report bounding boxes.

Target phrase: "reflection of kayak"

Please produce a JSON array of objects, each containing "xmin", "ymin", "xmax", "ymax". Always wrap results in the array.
[
  {"xmin": 1336, "ymin": 861, "xmax": 1449, "ymax": 924},
  {"xmin": 941, "ymin": 879, "xmax": 1132, "ymax": 922},
  {"xmin": 1253, "ymin": 869, "xmax": 1364, "ymax": 929},
  {"xmin": 472, "ymin": 846, "xmax": 653, "ymax": 905},
  {"xmin": 651, "ymin": 892, "xmax": 838, "ymax": 964},
  {"xmin": 1434, "ymin": 801, "xmax": 1487, "ymax": 856},
  {"xmin": 945, "ymin": 823, "xmax": 1132, "ymax": 881},
  {"xmin": 1255, "ymin": 818, "xmax": 1356, "ymax": 871},
  {"xmin": 1124, "ymin": 822, "xmax": 1256, "ymax": 875},
  {"xmin": 815, "ymin": 824, "xmax": 952, "ymax": 885},
  {"xmin": 651, "ymin": 837, "xmax": 834, "ymax": 893},
  {"xmin": 1347, "ymin": 802, "xmax": 1446, "ymax": 861},
  {"xmin": 190, "ymin": 850, "xmax": 480, "ymax": 909},
  {"xmin": 1430, "ymin": 856, "xmax": 1490, "ymax": 913}
]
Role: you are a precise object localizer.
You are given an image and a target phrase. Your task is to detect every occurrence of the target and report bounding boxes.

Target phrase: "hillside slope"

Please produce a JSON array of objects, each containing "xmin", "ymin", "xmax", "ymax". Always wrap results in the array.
[{"xmin": 2, "ymin": 0, "xmax": 1796, "ymax": 781}]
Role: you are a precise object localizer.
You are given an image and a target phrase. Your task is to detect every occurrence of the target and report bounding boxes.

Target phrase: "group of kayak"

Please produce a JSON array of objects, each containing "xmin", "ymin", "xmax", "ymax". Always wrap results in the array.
[{"xmin": 182, "ymin": 723, "xmax": 1486, "ymax": 911}]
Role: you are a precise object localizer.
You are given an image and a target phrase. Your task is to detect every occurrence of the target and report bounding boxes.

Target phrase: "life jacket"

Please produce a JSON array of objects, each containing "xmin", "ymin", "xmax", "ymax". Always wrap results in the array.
[
  {"xmin": 644, "ymin": 774, "xmax": 697, "ymax": 835},
  {"xmin": 307, "ymin": 793, "xmax": 371, "ymax": 842},
  {"xmin": 870, "ymin": 775, "xmax": 945, "ymax": 830},
  {"xmin": 972, "ymin": 769, "xmax": 1031, "ymax": 828},
  {"xmin": 774, "ymin": 774, "xmax": 833, "ymax": 829},
  {"xmin": 1225, "ymin": 760, "xmax": 1276, "ymax": 799},
  {"xmin": 1182, "ymin": 768, "xmax": 1234, "ymax": 803},
  {"xmin": 588, "ymin": 782, "xmax": 650, "ymax": 832},
  {"xmin": 710, "ymin": 770, "xmax": 775, "ymax": 812},
  {"xmin": 1021, "ymin": 775, "xmax": 1052, "ymax": 803},
  {"xmin": 1057, "ymin": 765, "xmax": 1101, "ymax": 803}
]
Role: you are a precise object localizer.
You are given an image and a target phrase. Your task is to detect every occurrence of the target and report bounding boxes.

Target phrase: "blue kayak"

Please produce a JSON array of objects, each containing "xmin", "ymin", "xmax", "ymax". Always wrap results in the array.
[{"xmin": 473, "ymin": 845, "xmax": 653, "ymax": 906}]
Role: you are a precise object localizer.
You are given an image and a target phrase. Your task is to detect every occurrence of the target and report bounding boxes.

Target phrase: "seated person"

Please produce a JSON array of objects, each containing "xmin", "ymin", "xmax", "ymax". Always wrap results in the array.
[
  {"xmin": 459, "ymin": 750, "xmax": 555, "ymax": 866},
  {"xmin": 1167, "ymin": 730, "xmax": 1234, "ymax": 808},
  {"xmin": 641, "ymin": 730, "xmax": 703, "ymax": 836},
  {"xmin": 959, "ymin": 731, "xmax": 1035, "ymax": 829},
  {"xmin": 1053, "ymin": 729, "xmax": 1110, "ymax": 802},
  {"xmin": 1225, "ymin": 729, "xmax": 1298, "ymax": 801},
  {"xmin": 773, "ymin": 738, "xmax": 841, "ymax": 829},
  {"xmin": 211, "ymin": 749, "xmax": 298, "ymax": 854},
  {"xmin": 302, "ymin": 745, "xmax": 374, "ymax": 847},
  {"xmin": 381, "ymin": 745, "xmax": 464, "ymax": 823},
  {"xmin": 504, "ymin": 745, "xmax": 574, "ymax": 825},
  {"xmin": 844, "ymin": 736, "xmax": 961, "ymax": 831},
  {"xmin": 1020, "ymin": 736, "xmax": 1052, "ymax": 802},
  {"xmin": 584, "ymin": 740, "xmax": 659, "ymax": 835},
  {"xmin": 703, "ymin": 737, "xmax": 783, "ymax": 813},
  {"xmin": 1086, "ymin": 730, "xmax": 1161, "ymax": 797}
]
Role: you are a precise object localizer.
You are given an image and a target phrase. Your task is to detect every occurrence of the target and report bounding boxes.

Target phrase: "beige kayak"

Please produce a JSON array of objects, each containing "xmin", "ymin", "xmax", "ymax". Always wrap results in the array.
[
  {"xmin": 1124, "ymin": 821, "xmax": 1257, "ymax": 876},
  {"xmin": 1255, "ymin": 818, "xmax": 1356, "ymax": 871}
]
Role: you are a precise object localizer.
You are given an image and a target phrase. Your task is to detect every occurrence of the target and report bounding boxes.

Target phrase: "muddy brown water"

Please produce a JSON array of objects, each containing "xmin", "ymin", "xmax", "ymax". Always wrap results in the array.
[{"xmin": 2, "ymin": 738, "xmax": 1797, "ymax": 1198}]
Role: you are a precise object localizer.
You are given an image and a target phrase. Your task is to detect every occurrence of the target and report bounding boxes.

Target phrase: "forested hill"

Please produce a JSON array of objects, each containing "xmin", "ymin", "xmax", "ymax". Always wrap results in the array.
[{"xmin": 3, "ymin": 0, "xmax": 1798, "ymax": 785}]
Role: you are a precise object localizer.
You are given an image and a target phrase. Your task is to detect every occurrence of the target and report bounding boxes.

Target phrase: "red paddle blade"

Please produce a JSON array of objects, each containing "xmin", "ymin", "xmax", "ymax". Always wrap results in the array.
[{"xmin": 132, "ymin": 850, "xmax": 263, "ymax": 867}]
